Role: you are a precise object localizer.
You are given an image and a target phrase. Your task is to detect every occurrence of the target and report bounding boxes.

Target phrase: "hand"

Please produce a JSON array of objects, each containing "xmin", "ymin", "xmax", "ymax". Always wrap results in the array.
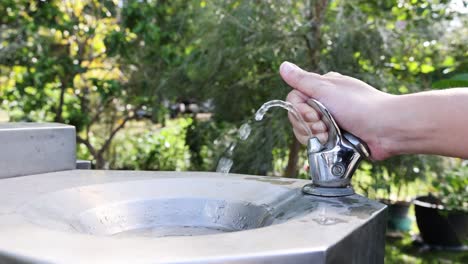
[{"xmin": 281, "ymin": 61, "xmax": 394, "ymax": 160}]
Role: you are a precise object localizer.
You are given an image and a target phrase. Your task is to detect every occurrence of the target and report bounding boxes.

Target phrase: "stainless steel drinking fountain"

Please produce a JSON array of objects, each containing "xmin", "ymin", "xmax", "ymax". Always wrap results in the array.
[
  {"xmin": 0, "ymin": 122, "xmax": 386, "ymax": 264},
  {"xmin": 302, "ymin": 99, "xmax": 370, "ymax": 197}
]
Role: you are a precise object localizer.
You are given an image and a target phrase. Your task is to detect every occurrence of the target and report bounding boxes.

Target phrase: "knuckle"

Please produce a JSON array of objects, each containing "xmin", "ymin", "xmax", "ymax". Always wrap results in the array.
[
  {"xmin": 296, "ymin": 72, "xmax": 320, "ymax": 88},
  {"xmin": 315, "ymin": 121, "xmax": 327, "ymax": 131},
  {"xmin": 286, "ymin": 90, "xmax": 305, "ymax": 103},
  {"xmin": 324, "ymin": 71, "xmax": 340, "ymax": 77},
  {"xmin": 306, "ymin": 110, "xmax": 320, "ymax": 122},
  {"xmin": 293, "ymin": 71, "xmax": 306, "ymax": 86},
  {"xmin": 286, "ymin": 92, "xmax": 295, "ymax": 102}
]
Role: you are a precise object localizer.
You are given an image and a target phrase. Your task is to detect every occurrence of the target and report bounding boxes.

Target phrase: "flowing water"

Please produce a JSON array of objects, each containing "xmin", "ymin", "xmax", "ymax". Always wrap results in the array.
[
  {"xmin": 216, "ymin": 157, "xmax": 234, "ymax": 174},
  {"xmin": 254, "ymin": 100, "xmax": 312, "ymax": 137},
  {"xmin": 215, "ymin": 124, "xmax": 249, "ymax": 173},
  {"xmin": 216, "ymin": 100, "xmax": 311, "ymax": 174},
  {"xmin": 238, "ymin": 123, "xmax": 252, "ymax": 140}
]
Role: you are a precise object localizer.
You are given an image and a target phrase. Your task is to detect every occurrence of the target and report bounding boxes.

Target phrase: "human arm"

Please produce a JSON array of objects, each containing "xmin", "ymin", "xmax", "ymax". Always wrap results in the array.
[{"xmin": 280, "ymin": 61, "xmax": 468, "ymax": 160}]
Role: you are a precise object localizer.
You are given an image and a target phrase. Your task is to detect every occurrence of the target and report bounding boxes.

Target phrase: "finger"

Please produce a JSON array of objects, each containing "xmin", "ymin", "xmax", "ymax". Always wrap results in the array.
[
  {"xmin": 287, "ymin": 92, "xmax": 321, "ymax": 122},
  {"xmin": 311, "ymin": 121, "xmax": 327, "ymax": 133},
  {"xmin": 289, "ymin": 114, "xmax": 328, "ymax": 141},
  {"xmin": 304, "ymin": 109, "xmax": 320, "ymax": 122},
  {"xmin": 293, "ymin": 128, "xmax": 310, "ymax": 145},
  {"xmin": 286, "ymin": 90, "xmax": 308, "ymax": 104},
  {"xmin": 293, "ymin": 128, "xmax": 328, "ymax": 146},
  {"xmin": 288, "ymin": 111, "xmax": 321, "ymax": 136},
  {"xmin": 323, "ymin": 71, "xmax": 342, "ymax": 78},
  {"xmin": 288, "ymin": 112, "xmax": 312, "ymax": 135},
  {"xmin": 280, "ymin": 61, "xmax": 332, "ymax": 99},
  {"xmin": 290, "ymin": 104, "xmax": 320, "ymax": 122},
  {"xmin": 314, "ymin": 132, "xmax": 328, "ymax": 145}
]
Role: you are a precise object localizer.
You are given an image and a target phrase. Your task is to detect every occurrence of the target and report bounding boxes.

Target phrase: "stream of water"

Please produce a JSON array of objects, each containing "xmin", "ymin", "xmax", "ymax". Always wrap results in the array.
[
  {"xmin": 216, "ymin": 100, "xmax": 311, "ymax": 174},
  {"xmin": 254, "ymin": 100, "xmax": 312, "ymax": 138}
]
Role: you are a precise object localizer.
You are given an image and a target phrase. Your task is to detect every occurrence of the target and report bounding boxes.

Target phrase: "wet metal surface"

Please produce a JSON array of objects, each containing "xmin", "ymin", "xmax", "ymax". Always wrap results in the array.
[
  {"xmin": 0, "ymin": 171, "xmax": 386, "ymax": 263},
  {"xmin": 244, "ymin": 176, "xmax": 296, "ymax": 185}
]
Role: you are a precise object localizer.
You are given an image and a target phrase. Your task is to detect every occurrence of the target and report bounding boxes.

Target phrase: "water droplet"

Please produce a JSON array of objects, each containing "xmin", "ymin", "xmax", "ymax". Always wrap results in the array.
[
  {"xmin": 216, "ymin": 157, "xmax": 233, "ymax": 174},
  {"xmin": 238, "ymin": 123, "xmax": 252, "ymax": 140},
  {"xmin": 227, "ymin": 142, "xmax": 236, "ymax": 155},
  {"xmin": 216, "ymin": 99, "xmax": 311, "ymax": 176}
]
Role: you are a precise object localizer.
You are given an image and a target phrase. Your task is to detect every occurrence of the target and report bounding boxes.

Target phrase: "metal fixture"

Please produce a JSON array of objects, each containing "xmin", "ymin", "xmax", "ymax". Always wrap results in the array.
[{"xmin": 303, "ymin": 99, "xmax": 370, "ymax": 197}]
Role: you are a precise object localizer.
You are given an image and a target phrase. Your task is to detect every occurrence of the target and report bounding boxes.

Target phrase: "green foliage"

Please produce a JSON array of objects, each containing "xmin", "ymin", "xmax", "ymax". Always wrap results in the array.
[
  {"xmin": 229, "ymin": 117, "xmax": 290, "ymax": 176},
  {"xmin": 185, "ymin": 115, "xmax": 294, "ymax": 176},
  {"xmin": 354, "ymin": 155, "xmax": 444, "ymax": 201},
  {"xmin": 385, "ymin": 234, "xmax": 468, "ymax": 263},
  {"xmin": 185, "ymin": 118, "xmax": 227, "ymax": 171},
  {"xmin": 1, "ymin": 0, "xmax": 467, "ymax": 181},
  {"xmin": 431, "ymin": 165, "xmax": 468, "ymax": 212},
  {"xmin": 433, "ymin": 73, "xmax": 468, "ymax": 89},
  {"xmin": 111, "ymin": 118, "xmax": 191, "ymax": 171},
  {"xmin": 0, "ymin": 0, "xmax": 202, "ymax": 168}
]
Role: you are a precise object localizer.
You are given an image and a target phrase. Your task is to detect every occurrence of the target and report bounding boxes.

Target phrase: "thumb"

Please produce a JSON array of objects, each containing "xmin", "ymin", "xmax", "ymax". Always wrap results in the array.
[{"xmin": 279, "ymin": 61, "xmax": 330, "ymax": 99}]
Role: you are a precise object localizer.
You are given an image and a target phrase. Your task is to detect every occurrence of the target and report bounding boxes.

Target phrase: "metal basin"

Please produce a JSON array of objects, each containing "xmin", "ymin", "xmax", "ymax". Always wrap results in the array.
[
  {"xmin": 17, "ymin": 176, "xmax": 313, "ymax": 238},
  {"xmin": 0, "ymin": 170, "xmax": 386, "ymax": 263}
]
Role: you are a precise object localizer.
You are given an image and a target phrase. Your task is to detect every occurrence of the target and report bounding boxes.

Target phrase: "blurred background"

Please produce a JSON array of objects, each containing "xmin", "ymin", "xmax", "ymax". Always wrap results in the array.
[{"xmin": 0, "ymin": 0, "xmax": 467, "ymax": 262}]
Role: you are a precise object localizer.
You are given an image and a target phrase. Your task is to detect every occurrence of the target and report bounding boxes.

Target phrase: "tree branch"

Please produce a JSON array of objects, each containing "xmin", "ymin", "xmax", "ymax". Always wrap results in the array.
[
  {"xmin": 76, "ymin": 135, "xmax": 97, "ymax": 157},
  {"xmin": 97, "ymin": 113, "xmax": 136, "ymax": 157},
  {"xmin": 54, "ymin": 76, "xmax": 69, "ymax": 122}
]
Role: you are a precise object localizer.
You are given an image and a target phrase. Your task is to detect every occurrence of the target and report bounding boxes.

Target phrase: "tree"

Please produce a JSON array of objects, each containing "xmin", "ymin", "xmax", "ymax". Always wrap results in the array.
[
  {"xmin": 0, "ymin": 0, "xmax": 197, "ymax": 168},
  {"xmin": 171, "ymin": 0, "xmax": 466, "ymax": 178},
  {"xmin": 1, "ymin": 0, "xmax": 466, "ymax": 177},
  {"xmin": 0, "ymin": 0, "xmax": 133, "ymax": 168}
]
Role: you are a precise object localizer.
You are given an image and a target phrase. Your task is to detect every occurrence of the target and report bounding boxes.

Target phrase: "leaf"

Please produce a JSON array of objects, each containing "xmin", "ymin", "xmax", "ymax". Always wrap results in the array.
[
  {"xmin": 442, "ymin": 56, "xmax": 455, "ymax": 67},
  {"xmin": 432, "ymin": 80, "xmax": 468, "ymax": 89},
  {"xmin": 432, "ymin": 73, "xmax": 468, "ymax": 89},
  {"xmin": 420, "ymin": 64, "xmax": 434, "ymax": 73}
]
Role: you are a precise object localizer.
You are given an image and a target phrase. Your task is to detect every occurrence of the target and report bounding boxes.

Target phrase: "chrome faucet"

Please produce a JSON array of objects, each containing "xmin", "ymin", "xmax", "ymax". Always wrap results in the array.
[{"xmin": 302, "ymin": 99, "xmax": 370, "ymax": 197}]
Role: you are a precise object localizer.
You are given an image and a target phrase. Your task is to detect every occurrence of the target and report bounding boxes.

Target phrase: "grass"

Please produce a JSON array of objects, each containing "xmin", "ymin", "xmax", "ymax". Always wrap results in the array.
[{"xmin": 385, "ymin": 235, "xmax": 468, "ymax": 264}]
